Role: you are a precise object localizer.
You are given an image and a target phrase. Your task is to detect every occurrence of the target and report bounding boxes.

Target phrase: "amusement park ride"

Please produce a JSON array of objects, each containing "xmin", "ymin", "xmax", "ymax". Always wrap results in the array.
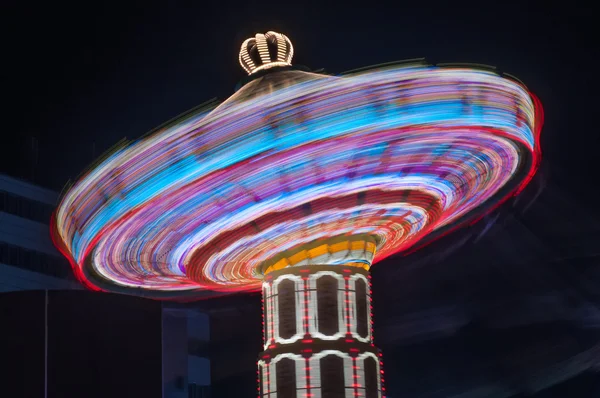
[{"xmin": 53, "ymin": 31, "xmax": 542, "ymax": 397}]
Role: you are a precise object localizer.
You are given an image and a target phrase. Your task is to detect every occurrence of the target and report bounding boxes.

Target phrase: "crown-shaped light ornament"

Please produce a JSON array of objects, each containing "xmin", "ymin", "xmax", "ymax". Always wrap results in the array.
[{"xmin": 239, "ymin": 31, "xmax": 294, "ymax": 75}]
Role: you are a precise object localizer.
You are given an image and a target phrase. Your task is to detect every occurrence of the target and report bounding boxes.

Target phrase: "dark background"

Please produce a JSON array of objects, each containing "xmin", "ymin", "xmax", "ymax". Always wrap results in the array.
[
  {"xmin": 2, "ymin": 0, "xmax": 599, "ymax": 397},
  {"xmin": 0, "ymin": 291, "xmax": 162, "ymax": 398}
]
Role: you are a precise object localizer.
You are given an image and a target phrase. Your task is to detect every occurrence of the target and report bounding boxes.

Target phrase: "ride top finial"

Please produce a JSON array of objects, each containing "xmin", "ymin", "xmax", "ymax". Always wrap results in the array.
[{"xmin": 239, "ymin": 31, "xmax": 294, "ymax": 75}]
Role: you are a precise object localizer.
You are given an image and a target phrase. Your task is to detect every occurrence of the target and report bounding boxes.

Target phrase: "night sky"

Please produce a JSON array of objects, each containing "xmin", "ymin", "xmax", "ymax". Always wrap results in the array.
[{"xmin": 3, "ymin": 1, "xmax": 600, "ymax": 397}]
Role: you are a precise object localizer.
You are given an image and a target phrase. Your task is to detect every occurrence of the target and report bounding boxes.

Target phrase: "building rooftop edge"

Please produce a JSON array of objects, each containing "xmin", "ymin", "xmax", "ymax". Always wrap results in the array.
[{"xmin": 0, "ymin": 173, "xmax": 58, "ymax": 205}]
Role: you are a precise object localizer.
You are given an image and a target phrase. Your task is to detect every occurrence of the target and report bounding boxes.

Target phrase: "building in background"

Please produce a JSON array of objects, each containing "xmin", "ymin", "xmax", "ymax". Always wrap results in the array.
[
  {"xmin": 163, "ymin": 306, "xmax": 212, "ymax": 398},
  {"xmin": 0, "ymin": 173, "xmax": 211, "ymax": 397},
  {"xmin": 0, "ymin": 173, "xmax": 79, "ymax": 292}
]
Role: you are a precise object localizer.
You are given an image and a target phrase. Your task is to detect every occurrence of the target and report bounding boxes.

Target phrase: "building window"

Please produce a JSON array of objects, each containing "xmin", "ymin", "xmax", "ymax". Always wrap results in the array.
[
  {"xmin": 189, "ymin": 383, "xmax": 210, "ymax": 398},
  {"xmin": 0, "ymin": 242, "xmax": 75, "ymax": 281},
  {"xmin": 0, "ymin": 190, "xmax": 55, "ymax": 224}
]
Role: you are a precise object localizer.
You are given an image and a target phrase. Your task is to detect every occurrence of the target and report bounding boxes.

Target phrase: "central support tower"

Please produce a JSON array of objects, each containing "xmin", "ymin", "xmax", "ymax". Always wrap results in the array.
[{"xmin": 258, "ymin": 265, "xmax": 384, "ymax": 397}]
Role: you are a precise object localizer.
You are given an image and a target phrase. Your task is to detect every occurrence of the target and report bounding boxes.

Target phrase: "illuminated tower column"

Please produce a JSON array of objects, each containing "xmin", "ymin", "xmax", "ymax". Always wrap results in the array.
[{"xmin": 258, "ymin": 265, "xmax": 384, "ymax": 398}]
